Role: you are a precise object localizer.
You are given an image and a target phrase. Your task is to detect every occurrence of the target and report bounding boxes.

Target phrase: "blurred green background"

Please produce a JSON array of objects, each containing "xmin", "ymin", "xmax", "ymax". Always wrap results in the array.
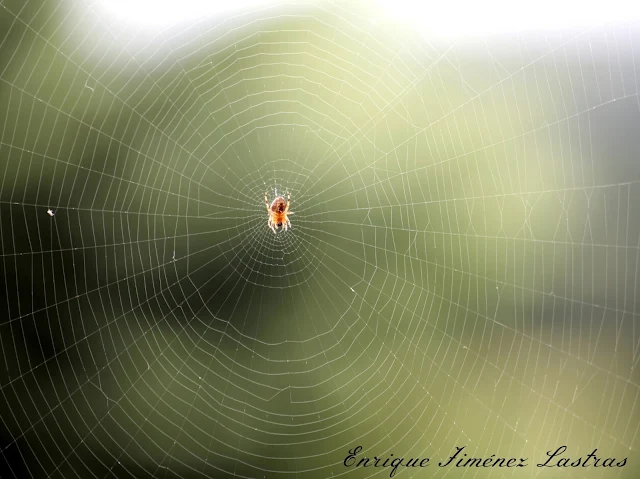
[{"xmin": 1, "ymin": 0, "xmax": 639, "ymax": 478}]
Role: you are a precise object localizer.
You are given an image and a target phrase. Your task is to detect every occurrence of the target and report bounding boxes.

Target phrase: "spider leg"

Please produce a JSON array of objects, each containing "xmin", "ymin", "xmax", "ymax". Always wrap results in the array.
[
  {"xmin": 285, "ymin": 191, "xmax": 290, "ymax": 213},
  {"xmin": 265, "ymin": 192, "xmax": 270, "ymax": 212}
]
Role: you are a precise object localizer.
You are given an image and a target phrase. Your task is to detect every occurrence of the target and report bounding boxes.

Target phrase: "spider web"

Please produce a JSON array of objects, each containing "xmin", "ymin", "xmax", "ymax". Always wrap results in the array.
[{"xmin": 1, "ymin": 1, "xmax": 639, "ymax": 478}]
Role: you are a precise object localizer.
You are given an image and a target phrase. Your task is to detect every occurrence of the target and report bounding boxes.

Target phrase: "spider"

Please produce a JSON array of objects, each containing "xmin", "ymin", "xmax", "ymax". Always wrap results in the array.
[{"xmin": 265, "ymin": 190, "xmax": 292, "ymax": 234}]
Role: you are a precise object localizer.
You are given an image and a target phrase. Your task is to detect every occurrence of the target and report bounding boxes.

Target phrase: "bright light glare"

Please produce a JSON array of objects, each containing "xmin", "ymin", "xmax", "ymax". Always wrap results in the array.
[
  {"xmin": 99, "ymin": 0, "xmax": 271, "ymax": 26},
  {"xmin": 377, "ymin": 0, "xmax": 640, "ymax": 37}
]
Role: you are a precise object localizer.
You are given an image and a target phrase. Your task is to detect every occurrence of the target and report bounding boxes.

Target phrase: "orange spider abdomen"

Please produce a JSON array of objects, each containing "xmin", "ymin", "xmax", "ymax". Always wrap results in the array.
[{"xmin": 271, "ymin": 197, "xmax": 287, "ymax": 224}]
